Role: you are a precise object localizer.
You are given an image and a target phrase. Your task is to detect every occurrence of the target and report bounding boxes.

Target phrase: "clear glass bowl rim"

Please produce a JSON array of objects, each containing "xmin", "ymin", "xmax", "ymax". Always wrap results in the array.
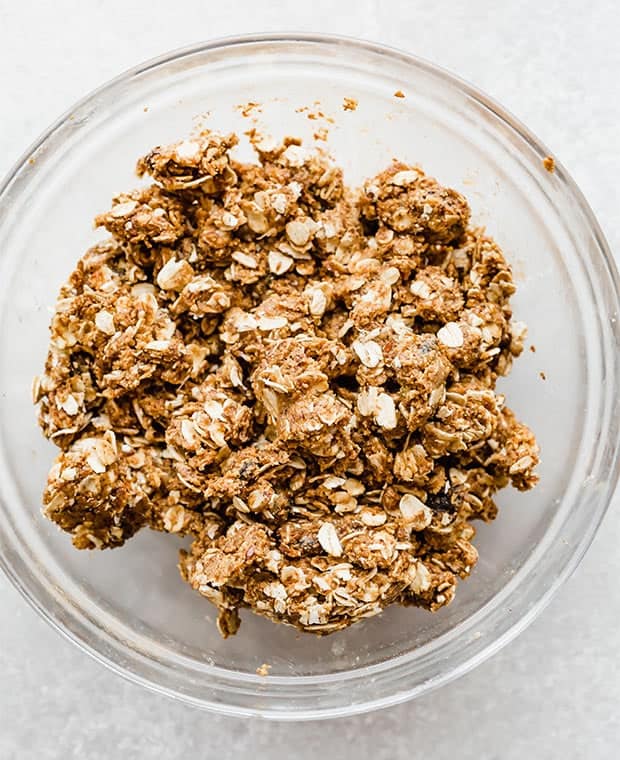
[{"xmin": 1, "ymin": 32, "xmax": 619, "ymax": 720}]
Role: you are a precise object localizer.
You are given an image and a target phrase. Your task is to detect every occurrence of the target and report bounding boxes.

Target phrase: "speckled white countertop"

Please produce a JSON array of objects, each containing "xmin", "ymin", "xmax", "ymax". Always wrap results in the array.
[{"xmin": 1, "ymin": 1, "xmax": 619, "ymax": 757}]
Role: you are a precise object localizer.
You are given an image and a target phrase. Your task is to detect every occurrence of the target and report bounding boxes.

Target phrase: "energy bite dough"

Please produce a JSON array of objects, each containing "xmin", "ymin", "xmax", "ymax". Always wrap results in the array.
[{"xmin": 35, "ymin": 129, "xmax": 539, "ymax": 636}]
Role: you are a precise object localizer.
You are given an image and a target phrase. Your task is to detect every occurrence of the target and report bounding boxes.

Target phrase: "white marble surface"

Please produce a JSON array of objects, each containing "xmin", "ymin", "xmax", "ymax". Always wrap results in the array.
[{"xmin": 1, "ymin": 1, "xmax": 619, "ymax": 757}]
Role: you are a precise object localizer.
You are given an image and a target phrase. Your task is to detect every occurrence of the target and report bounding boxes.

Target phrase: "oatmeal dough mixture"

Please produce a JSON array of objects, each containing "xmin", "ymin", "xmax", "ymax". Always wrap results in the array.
[{"xmin": 34, "ymin": 130, "xmax": 539, "ymax": 636}]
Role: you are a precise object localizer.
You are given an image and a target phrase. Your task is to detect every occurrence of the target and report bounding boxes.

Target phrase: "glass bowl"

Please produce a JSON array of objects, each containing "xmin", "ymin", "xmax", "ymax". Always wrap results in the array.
[{"xmin": 0, "ymin": 33, "xmax": 619, "ymax": 720}]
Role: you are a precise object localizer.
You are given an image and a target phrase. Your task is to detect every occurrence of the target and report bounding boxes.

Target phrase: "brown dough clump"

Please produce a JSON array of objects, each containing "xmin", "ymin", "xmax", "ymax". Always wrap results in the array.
[{"xmin": 34, "ymin": 129, "xmax": 539, "ymax": 636}]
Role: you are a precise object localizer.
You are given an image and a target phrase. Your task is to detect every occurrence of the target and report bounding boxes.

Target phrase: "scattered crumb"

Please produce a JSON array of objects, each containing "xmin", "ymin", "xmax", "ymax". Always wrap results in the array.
[
  {"xmin": 256, "ymin": 663, "xmax": 271, "ymax": 677},
  {"xmin": 28, "ymin": 158, "xmax": 36, "ymax": 165},
  {"xmin": 313, "ymin": 127, "xmax": 329, "ymax": 142},
  {"xmin": 313, "ymin": 101, "xmax": 335, "ymax": 123},
  {"xmin": 343, "ymin": 97, "xmax": 358, "ymax": 112},
  {"xmin": 310, "ymin": 110, "xmax": 332, "ymax": 122},
  {"xmin": 529, "ymin": 345, "xmax": 536, "ymax": 353},
  {"xmin": 297, "ymin": 104, "xmax": 335, "ymax": 124},
  {"xmin": 394, "ymin": 90, "xmax": 405, "ymax": 98},
  {"xmin": 236, "ymin": 101, "xmax": 263, "ymax": 118},
  {"xmin": 143, "ymin": 107, "xmax": 149, "ymax": 113},
  {"xmin": 539, "ymin": 371, "xmax": 547, "ymax": 380},
  {"xmin": 542, "ymin": 156, "xmax": 555, "ymax": 173}
]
